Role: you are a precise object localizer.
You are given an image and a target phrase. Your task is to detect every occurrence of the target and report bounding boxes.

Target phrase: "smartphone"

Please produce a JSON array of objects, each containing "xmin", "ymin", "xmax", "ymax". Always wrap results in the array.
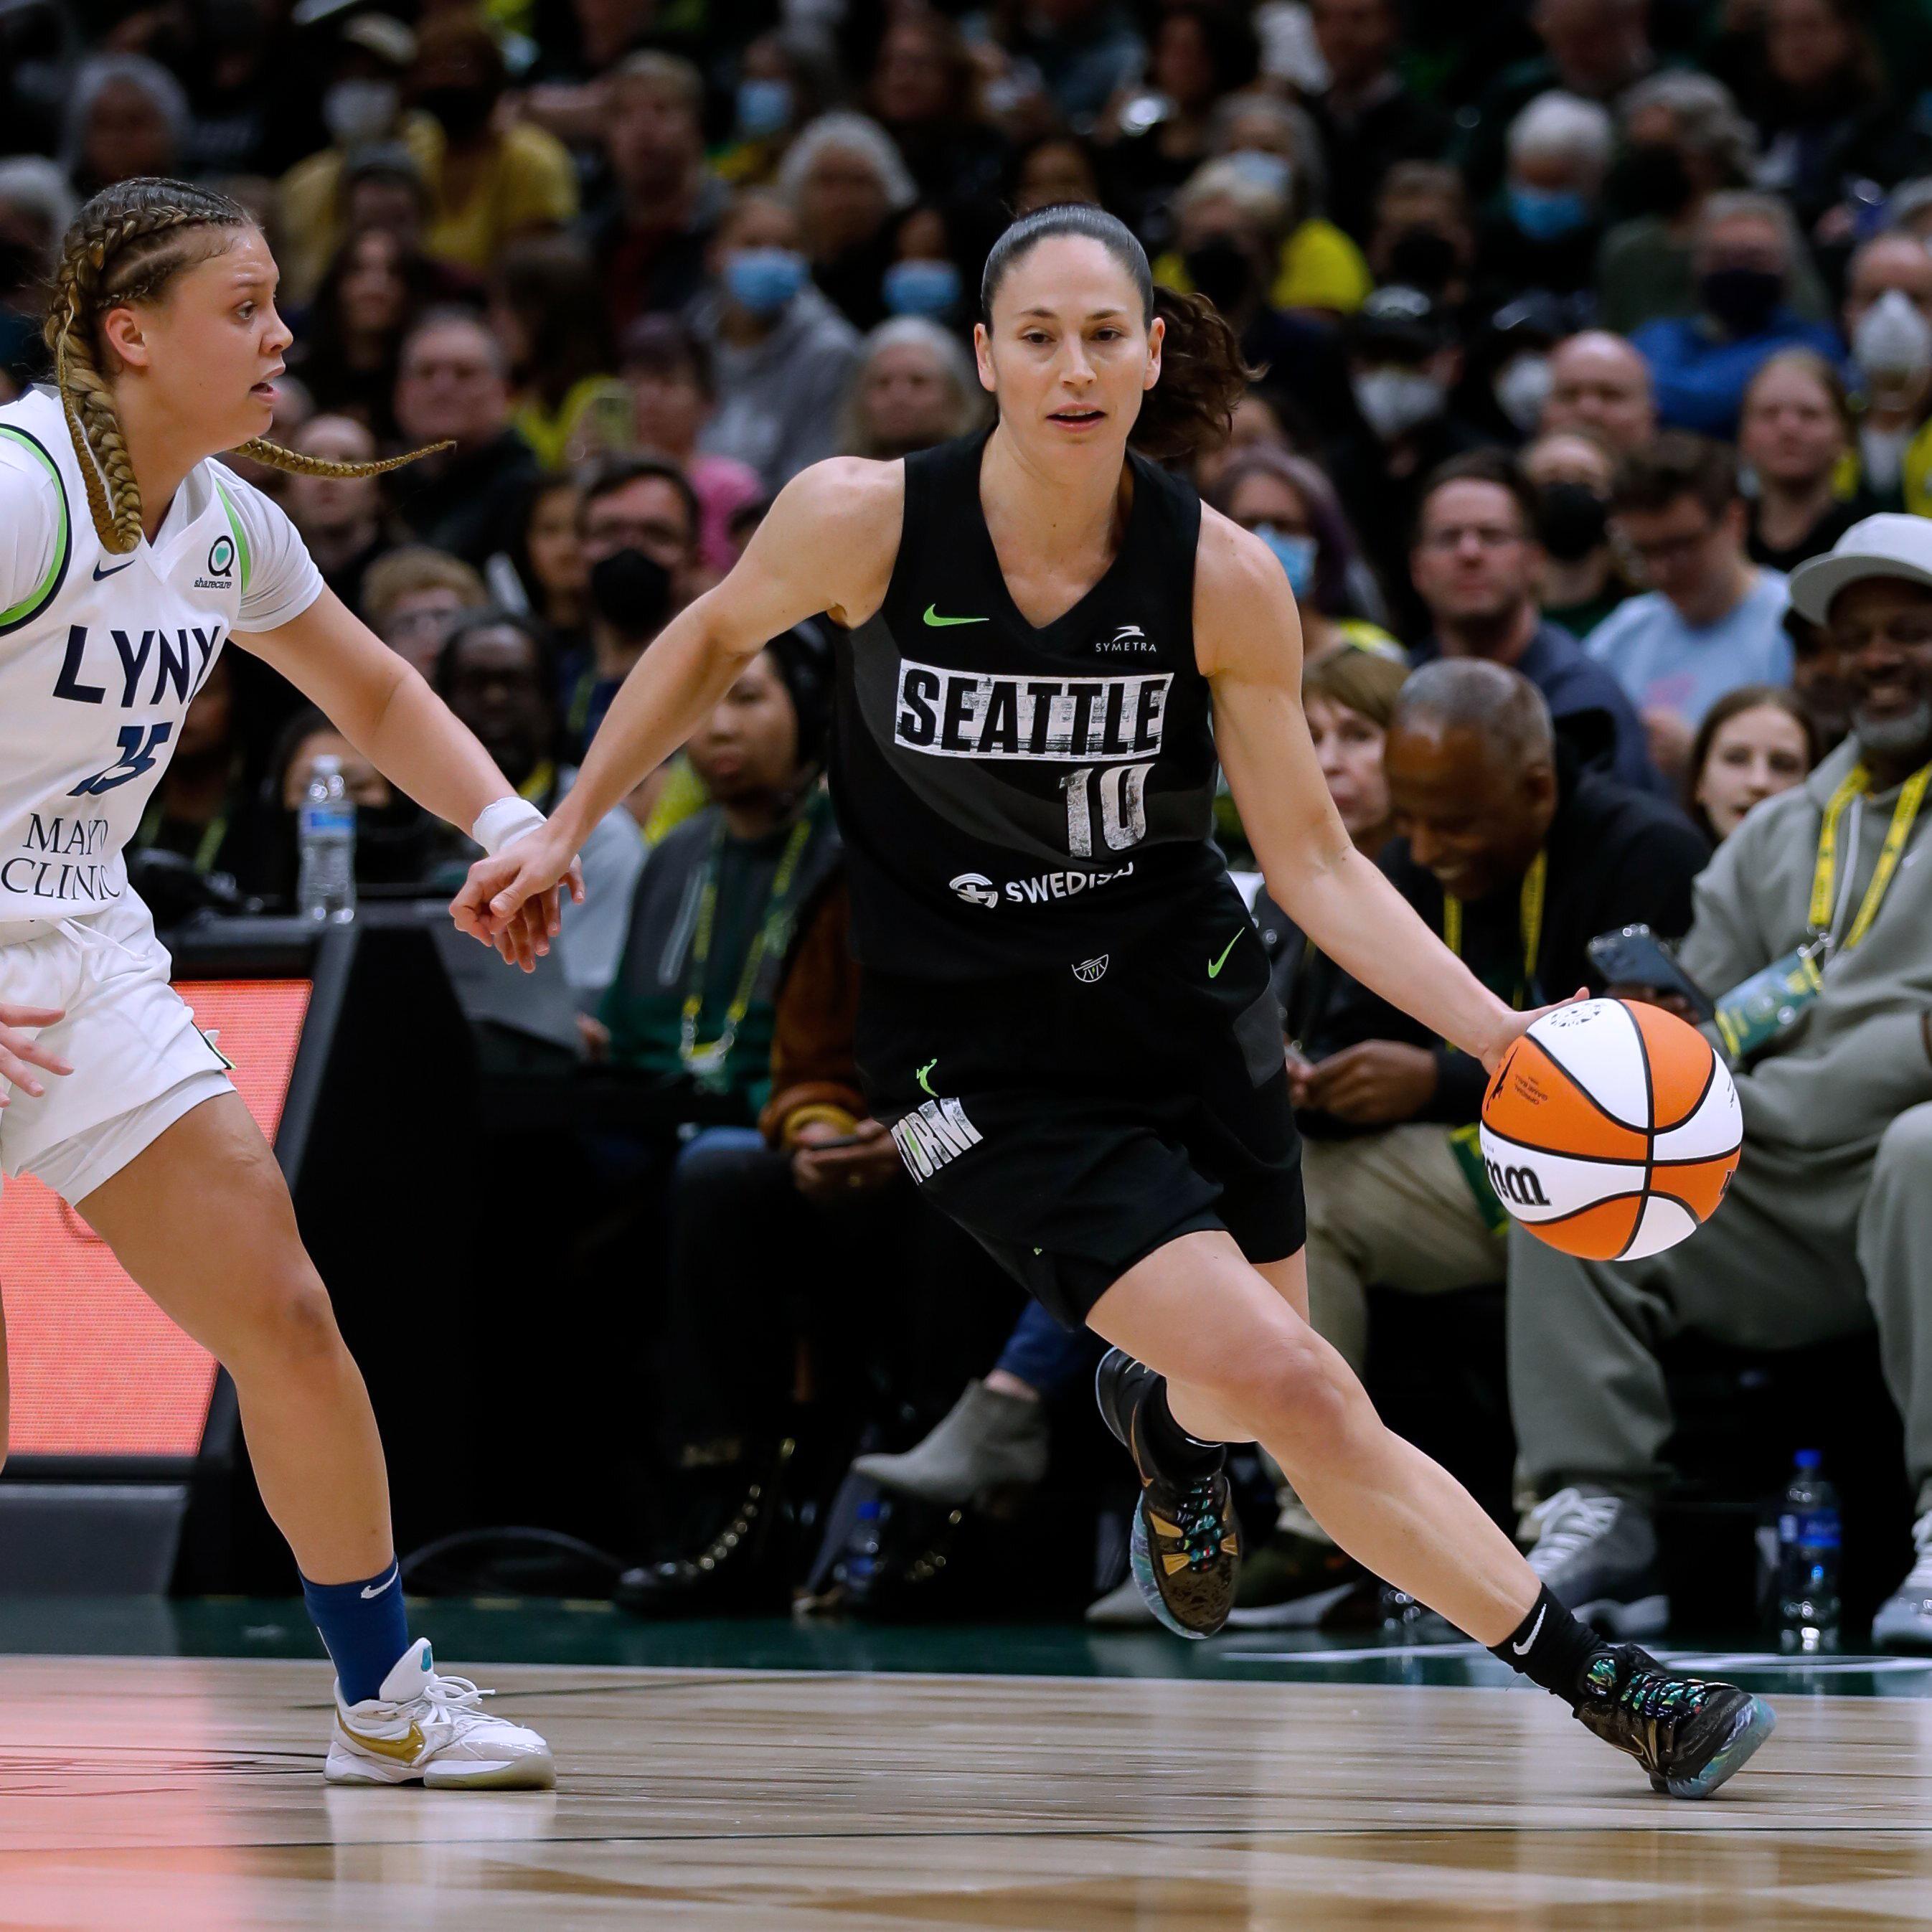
[
  {"xmin": 802, "ymin": 1132, "xmax": 871, "ymax": 1150},
  {"xmin": 1586, "ymin": 924, "xmax": 1715, "ymax": 1022}
]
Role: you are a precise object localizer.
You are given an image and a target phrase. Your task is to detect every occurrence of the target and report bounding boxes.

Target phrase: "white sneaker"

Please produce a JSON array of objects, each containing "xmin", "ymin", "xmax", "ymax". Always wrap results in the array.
[
  {"xmin": 324, "ymin": 1638, "xmax": 555, "ymax": 1789},
  {"xmin": 1872, "ymin": 1511, "xmax": 1932, "ymax": 1652}
]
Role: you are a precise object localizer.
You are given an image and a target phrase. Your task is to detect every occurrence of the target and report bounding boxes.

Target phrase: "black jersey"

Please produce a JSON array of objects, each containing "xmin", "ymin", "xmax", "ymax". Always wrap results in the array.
[{"xmin": 829, "ymin": 428, "xmax": 1227, "ymax": 979}]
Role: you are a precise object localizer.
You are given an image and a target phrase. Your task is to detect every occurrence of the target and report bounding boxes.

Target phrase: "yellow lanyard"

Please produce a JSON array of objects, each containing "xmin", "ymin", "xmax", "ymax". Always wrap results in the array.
[
  {"xmin": 679, "ymin": 814, "xmax": 815, "ymax": 1075},
  {"xmin": 1443, "ymin": 849, "xmax": 1547, "ymax": 1011},
  {"xmin": 517, "ymin": 759, "xmax": 557, "ymax": 807},
  {"xmin": 1808, "ymin": 761, "xmax": 1931, "ymax": 952}
]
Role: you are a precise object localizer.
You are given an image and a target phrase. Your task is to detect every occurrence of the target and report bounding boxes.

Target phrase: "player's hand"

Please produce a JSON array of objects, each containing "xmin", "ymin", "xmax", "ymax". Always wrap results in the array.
[
  {"xmin": 1300, "ymin": 1041, "xmax": 1438, "ymax": 1124},
  {"xmin": 451, "ymin": 830, "xmax": 584, "ymax": 973},
  {"xmin": 1474, "ymin": 988, "xmax": 1590, "ymax": 1073},
  {"xmin": 0, "ymin": 1004, "xmax": 71, "ymax": 1103},
  {"xmin": 791, "ymin": 1118, "xmax": 901, "ymax": 1200}
]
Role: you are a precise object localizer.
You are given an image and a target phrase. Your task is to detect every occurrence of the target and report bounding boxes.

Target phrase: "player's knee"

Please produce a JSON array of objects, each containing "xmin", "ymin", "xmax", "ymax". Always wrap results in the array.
[
  {"xmin": 1212, "ymin": 1324, "xmax": 1350, "ymax": 1444},
  {"xmin": 231, "ymin": 1267, "xmax": 345, "ymax": 1380},
  {"xmin": 1875, "ymin": 1103, "xmax": 1932, "ymax": 1184}
]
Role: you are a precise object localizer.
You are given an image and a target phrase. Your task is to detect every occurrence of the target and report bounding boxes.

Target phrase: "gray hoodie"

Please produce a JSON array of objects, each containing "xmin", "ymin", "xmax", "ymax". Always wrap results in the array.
[
  {"xmin": 692, "ymin": 283, "xmax": 862, "ymax": 492},
  {"xmin": 1682, "ymin": 736, "xmax": 1932, "ymax": 1164}
]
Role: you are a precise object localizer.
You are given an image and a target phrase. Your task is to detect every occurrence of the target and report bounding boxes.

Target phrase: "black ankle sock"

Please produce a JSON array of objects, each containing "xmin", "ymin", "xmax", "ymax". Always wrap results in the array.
[
  {"xmin": 1136, "ymin": 1378, "xmax": 1225, "ymax": 1482},
  {"xmin": 1490, "ymin": 1585, "xmax": 1606, "ymax": 1708}
]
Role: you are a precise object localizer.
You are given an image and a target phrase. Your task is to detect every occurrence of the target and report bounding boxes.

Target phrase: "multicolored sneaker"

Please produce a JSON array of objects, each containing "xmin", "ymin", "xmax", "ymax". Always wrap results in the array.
[
  {"xmin": 325, "ymin": 1639, "xmax": 555, "ymax": 1789},
  {"xmin": 1574, "ymin": 1644, "xmax": 1776, "ymax": 1799},
  {"xmin": 1095, "ymin": 1348, "xmax": 1241, "ymax": 1639}
]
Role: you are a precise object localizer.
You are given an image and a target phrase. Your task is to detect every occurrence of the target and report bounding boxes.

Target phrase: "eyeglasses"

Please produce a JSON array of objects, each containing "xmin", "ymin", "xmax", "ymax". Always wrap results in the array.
[
  {"xmin": 1418, "ymin": 525, "xmax": 1527, "ymax": 553},
  {"xmin": 1618, "ymin": 525, "xmax": 1715, "ymax": 568}
]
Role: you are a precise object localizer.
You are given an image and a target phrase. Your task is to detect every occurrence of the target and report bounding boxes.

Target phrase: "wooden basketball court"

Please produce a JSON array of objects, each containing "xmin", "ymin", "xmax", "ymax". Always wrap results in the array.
[{"xmin": 6, "ymin": 1644, "xmax": 1931, "ymax": 1929}]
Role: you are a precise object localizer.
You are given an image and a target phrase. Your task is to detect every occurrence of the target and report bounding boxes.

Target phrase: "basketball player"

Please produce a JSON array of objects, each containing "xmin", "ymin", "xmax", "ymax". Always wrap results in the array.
[
  {"xmin": 462, "ymin": 205, "xmax": 1774, "ymax": 1797},
  {"xmin": 0, "ymin": 180, "xmax": 567, "ymax": 1787}
]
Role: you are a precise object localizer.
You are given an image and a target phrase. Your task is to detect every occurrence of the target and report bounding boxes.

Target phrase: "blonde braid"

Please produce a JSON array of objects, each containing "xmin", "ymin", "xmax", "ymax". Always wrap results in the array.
[{"xmin": 47, "ymin": 179, "xmax": 449, "ymax": 554}]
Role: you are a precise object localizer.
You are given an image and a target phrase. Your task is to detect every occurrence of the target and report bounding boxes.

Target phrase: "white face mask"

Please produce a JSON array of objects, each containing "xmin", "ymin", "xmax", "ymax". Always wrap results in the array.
[
  {"xmin": 1853, "ymin": 287, "xmax": 1932, "ymax": 387},
  {"xmin": 1493, "ymin": 352, "xmax": 1552, "ymax": 435},
  {"xmin": 1352, "ymin": 365, "xmax": 1446, "ymax": 442},
  {"xmin": 324, "ymin": 78, "xmax": 400, "ymax": 148}
]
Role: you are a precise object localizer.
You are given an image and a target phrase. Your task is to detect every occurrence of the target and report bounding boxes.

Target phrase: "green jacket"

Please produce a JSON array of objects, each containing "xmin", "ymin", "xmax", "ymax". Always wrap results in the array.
[{"xmin": 1682, "ymin": 738, "xmax": 1932, "ymax": 1163}]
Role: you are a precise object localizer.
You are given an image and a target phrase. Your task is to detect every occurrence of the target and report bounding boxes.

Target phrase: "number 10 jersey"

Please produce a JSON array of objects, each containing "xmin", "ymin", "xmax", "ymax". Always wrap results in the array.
[{"xmin": 829, "ymin": 428, "xmax": 1227, "ymax": 980}]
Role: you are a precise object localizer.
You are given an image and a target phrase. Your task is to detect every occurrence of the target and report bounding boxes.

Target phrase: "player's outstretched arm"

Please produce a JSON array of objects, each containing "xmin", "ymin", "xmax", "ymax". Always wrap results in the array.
[
  {"xmin": 1197, "ymin": 512, "xmax": 1559, "ymax": 1070},
  {"xmin": 235, "ymin": 586, "xmax": 581, "ymax": 970},
  {"xmin": 453, "ymin": 456, "xmax": 903, "ymax": 941}
]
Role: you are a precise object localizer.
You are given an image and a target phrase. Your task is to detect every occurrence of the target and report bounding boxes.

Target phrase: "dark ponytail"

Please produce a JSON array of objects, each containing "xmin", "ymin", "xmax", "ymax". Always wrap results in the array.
[{"xmin": 979, "ymin": 202, "xmax": 1259, "ymax": 463}]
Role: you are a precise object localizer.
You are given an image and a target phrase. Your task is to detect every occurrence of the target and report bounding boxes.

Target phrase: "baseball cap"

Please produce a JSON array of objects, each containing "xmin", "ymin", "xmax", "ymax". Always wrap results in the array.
[
  {"xmin": 1351, "ymin": 284, "xmax": 1450, "ymax": 361},
  {"xmin": 1789, "ymin": 514, "xmax": 1932, "ymax": 623}
]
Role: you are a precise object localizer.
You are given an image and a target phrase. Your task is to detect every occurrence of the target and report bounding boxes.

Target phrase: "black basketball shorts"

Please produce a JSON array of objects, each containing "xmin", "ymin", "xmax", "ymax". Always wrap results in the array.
[{"xmin": 855, "ymin": 885, "xmax": 1306, "ymax": 1329}]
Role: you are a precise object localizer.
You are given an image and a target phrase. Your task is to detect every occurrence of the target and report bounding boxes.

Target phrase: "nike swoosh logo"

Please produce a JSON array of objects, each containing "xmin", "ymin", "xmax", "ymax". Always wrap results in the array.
[
  {"xmin": 1207, "ymin": 933, "xmax": 1240, "ymax": 978},
  {"xmin": 1512, "ymin": 1603, "xmax": 1547, "ymax": 1656},
  {"xmin": 92, "ymin": 557, "xmax": 136, "ymax": 580},
  {"xmin": 339, "ymin": 1718, "xmax": 425, "ymax": 1763},
  {"xmin": 360, "ymin": 1571, "xmax": 399, "ymax": 1600},
  {"xmin": 923, "ymin": 605, "xmax": 987, "ymax": 626}
]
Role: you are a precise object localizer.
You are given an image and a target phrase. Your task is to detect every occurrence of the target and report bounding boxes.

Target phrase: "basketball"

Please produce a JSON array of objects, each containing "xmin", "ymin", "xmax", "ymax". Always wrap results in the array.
[{"xmin": 1479, "ymin": 998, "xmax": 1741, "ymax": 1261}]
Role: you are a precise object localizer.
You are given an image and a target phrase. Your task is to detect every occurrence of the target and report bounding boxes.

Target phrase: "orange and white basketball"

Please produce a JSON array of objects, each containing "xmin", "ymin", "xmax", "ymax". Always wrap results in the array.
[{"xmin": 1479, "ymin": 998, "xmax": 1740, "ymax": 1261}]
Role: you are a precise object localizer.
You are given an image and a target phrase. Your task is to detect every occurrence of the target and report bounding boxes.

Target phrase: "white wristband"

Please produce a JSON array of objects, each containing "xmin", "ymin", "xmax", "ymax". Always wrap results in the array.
[{"xmin": 472, "ymin": 796, "xmax": 547, "ymax": 857}]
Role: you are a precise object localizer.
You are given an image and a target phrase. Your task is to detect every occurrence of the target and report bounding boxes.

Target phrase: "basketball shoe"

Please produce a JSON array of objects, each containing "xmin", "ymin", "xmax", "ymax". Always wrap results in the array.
[
  {"xmin": 1095, "ymin": 1348, "xmax": 1240, "ymax": 1639},
  {"xmin": 324, "ymin": 1638, "xmax": 555, "ymax": 1789},
  {"xmin": 1574, "ymin": 1643, "xmax": 1776, "ymax": 1799}
]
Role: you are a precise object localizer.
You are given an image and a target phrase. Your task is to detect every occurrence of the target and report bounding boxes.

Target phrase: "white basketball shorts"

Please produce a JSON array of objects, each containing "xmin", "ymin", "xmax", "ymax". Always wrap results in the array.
[{"xmin": 0, "ymin": 892, "xmax": 234, "ymax": 1205}]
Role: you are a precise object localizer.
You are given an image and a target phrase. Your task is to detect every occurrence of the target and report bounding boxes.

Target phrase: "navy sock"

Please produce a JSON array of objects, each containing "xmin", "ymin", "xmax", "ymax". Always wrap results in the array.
[
  {"xmin": 302, "ymin": 1559, "xmax": 410, "ymax": 1705},
  {"xmin": 1489, "ymin": 1585, "xmax": 1605, "ymax": 1708}
]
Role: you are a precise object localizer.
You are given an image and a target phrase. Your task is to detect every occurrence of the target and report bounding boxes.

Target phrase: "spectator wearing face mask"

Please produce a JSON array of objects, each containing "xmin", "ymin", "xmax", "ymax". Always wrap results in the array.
[
  {"xmin": 1631, "ymin": 192, "xmax": 1844, "ymax": 440},
  {"xmin": 405, "ymin": 15, "xmax": 578, "ymax": 277},
  {"xmin": 564, "ymin": 457, "xmax": 701, "ymax": 771},
  {"xmin": 1521, "ymin": 426, "xmax": 1632, "ymax": 638},
  {"xmin": 1840, "ymin": 235, "xmax": 1932, "ymax": 512},
  {"xmin": 691, "ymin": 189, "xmax": 863, "ymax": 492},
  {"xmin": 778, "ymin": 113, "xmax": 919, "ymax": 333},
  {"xmin": 714, "ymin": 33, "xmax": 833, "ymax": 190},
  {"xmin": 1740, "ymin": 350, "xmax": 1873, "ymax": 575},
  {"xmin": 1206, "ymin": 448, "xmax": 1400, "ymax": 662},
  {"xmin": 276, "ymin": 13, "xmax": 423, "ymax": 304},
  {"xmin": 1154, "ymin": 157, "xmax": 1354, "ymax": 443},
  {"xmin": 880, "ymin": 204, "xmax": 968, "ymax": 328},
  {"xmin": 1465, "ymin": 293, "xmax": 1569, "ymax": 448},
  {"xmin": 1592, "ymin": 72, "xmax": 1830, "ymax": 336},
  {"xmin": 1202, "ymin": 91, "xmax": 1372, "ymax": 315},
  {"xmin": 1325, "ymin": 286, "xmax": 1486, "ymax": 639},
  {"xmin": 1365, "ymin": 163, "xmax": 1477, "ymax": 317},
  {"xmin": 1474, "ymin": 93, "xmax": 1614, "ymax": 315}
]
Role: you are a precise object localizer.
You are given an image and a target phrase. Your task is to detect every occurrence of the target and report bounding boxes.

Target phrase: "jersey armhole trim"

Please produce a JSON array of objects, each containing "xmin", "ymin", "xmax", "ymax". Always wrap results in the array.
[
  {"xmin": 212, "ymin": 476, "xmax": 253, "ymax": 595},
  {"xmin": 0, "ymin": 424, "xmax": 72, "ymax": 636}
]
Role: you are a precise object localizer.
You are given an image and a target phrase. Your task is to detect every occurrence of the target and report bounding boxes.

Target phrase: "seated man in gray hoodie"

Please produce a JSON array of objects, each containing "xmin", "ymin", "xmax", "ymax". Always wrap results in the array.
[{"xmin": 1509, "ymin": 514, "xmax": 1932, "ymax": 1649}]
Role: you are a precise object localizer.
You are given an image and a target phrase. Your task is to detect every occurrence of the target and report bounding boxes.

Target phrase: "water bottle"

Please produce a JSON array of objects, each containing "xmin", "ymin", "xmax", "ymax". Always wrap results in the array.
[
  {"xmin": 296, "ymin": 754, "xmax": 356, "ymax": 923},
  {"xmin": 1776, "ymin": 1449, "xmax": 1841, "ymax": 1654}
]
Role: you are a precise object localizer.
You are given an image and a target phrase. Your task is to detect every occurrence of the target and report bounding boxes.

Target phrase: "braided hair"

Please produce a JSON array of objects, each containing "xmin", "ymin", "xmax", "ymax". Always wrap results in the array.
[{"xmin": 44, "ymin": 178, "xmax": 447, "ymax": 555}]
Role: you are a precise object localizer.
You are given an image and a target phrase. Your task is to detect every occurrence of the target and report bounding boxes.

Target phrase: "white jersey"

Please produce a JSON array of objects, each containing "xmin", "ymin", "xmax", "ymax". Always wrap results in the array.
[{"xmin": 0, "ymin": 385, "xmax": 323, "ymax": 928}]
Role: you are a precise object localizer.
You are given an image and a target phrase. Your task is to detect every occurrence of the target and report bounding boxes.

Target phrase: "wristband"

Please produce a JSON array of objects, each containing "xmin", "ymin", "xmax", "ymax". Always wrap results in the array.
[{"xmin": 472, "ymin": 796, "xmax": 547, "ymax": 857}]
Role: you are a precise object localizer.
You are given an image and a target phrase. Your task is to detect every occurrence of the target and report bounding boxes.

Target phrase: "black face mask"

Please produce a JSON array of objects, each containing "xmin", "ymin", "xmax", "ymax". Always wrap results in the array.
[
  {"xmin": 1701, "ymin": 265, "xmax": 1784, "ymax": 337},
  {"xmin": 1183, "ymin": 239, "xmax": 1258, "ymax": 314},
  {"xmin": 418, "ymin": 84, "xmax": 494, "ymax": 141},
  {"xmin": 1535, "ymin": 481, "xmax": 1608, "ymax": 563},
  {"xmin": 588, "ymin": 546, "xmax": 672, "ymax": 639},
  {"xmin": 1606, "ymin": 143, "xmax": 1693, "ymax": 220}
]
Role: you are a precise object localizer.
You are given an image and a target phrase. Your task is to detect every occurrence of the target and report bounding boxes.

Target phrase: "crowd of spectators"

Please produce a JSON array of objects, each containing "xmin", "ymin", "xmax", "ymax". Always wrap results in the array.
[{"xmin": 8, "ymin": 0, "xmax": 1932, "ymax": 1639}]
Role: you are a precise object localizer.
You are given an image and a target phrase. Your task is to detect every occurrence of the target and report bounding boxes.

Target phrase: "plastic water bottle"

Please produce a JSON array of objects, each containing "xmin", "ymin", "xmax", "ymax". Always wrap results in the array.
[
  {"xmin": 296, "ymin": 754, "xmax": 356, "ymax": 923},
  {"xmin": 1776, "ymin": 1449, "xmax": 1841, "ymax": 1654}
]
